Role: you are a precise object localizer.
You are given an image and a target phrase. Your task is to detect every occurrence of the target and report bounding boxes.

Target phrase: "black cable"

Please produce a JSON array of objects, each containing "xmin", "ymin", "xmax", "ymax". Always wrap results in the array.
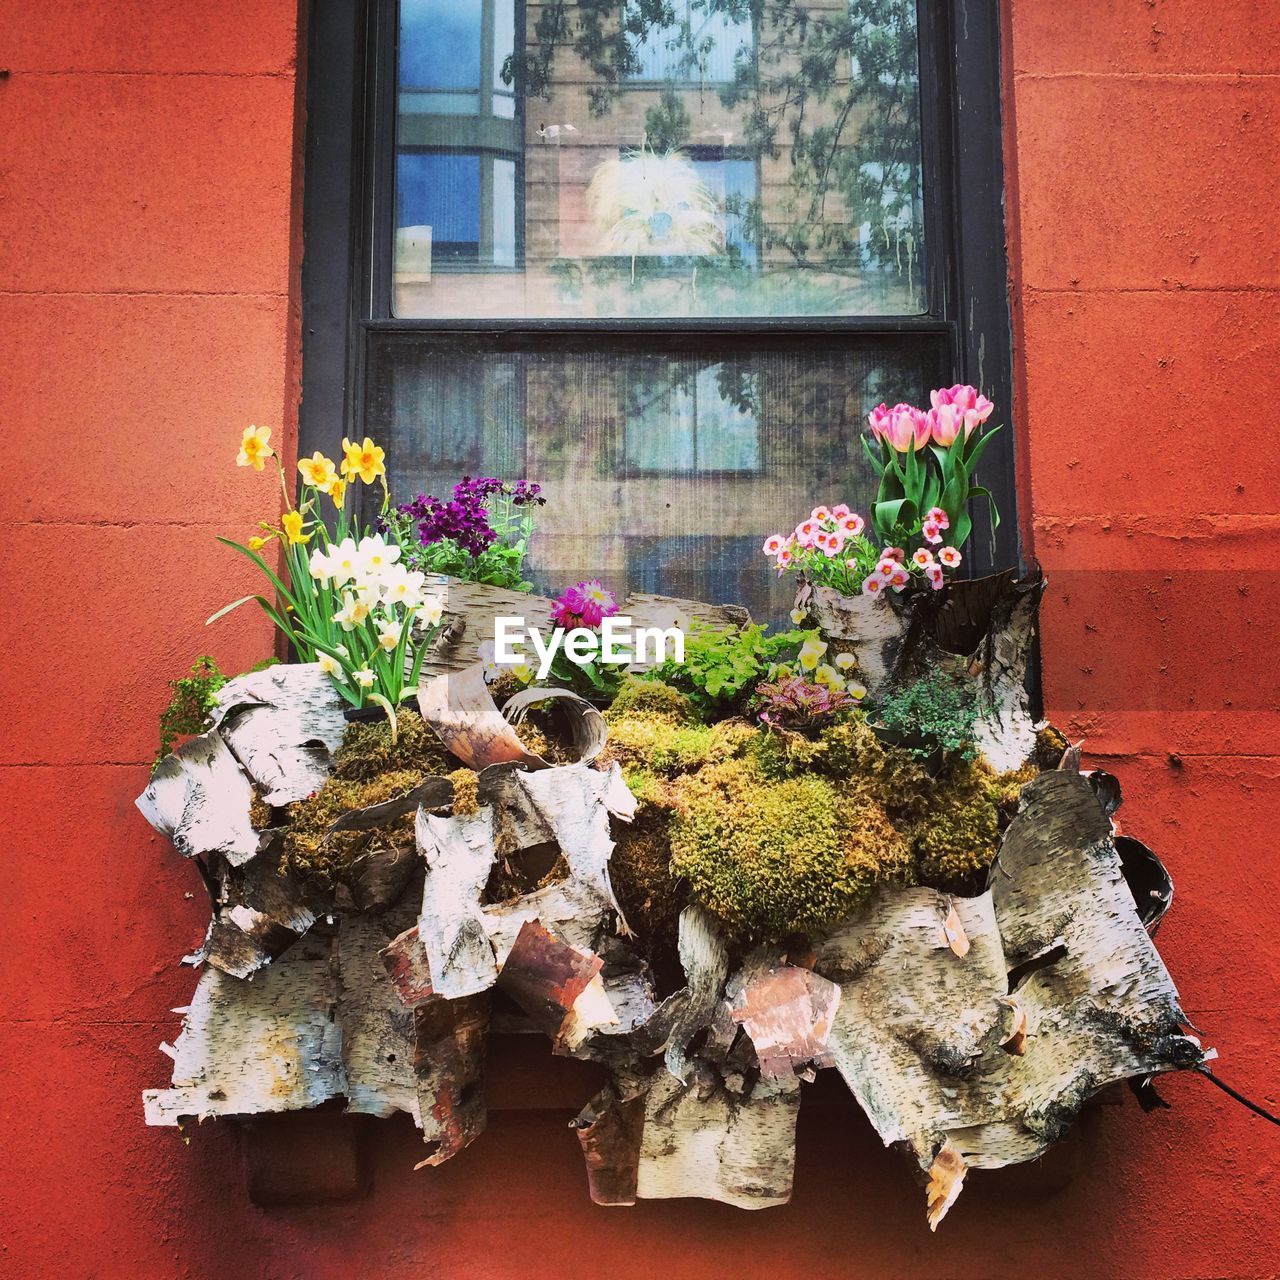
[{"xmin": 1198, "ymin": 1065, "xmax": 1280, "ymax": 1127}]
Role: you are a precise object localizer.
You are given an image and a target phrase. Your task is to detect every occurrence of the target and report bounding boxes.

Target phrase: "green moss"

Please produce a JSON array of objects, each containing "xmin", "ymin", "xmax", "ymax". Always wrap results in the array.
[
  {"xmin": 282, "ymin": 767, "xmax": 428, "ymax": 886},
  {"xmin": 333, "ymin": 707, "xmax": 449, "ymax": 782},
  {"xmin": 907, "ymin": 759, "xmax": 1002, "ymax": 888},
  {"xmin": 156, "ymin": 655, "xmax": 227, "ymax": 761},
  {"xmin": 448, "ymin": 768, "xmax": 479, "ymax": 817},
  {"xmin": 1034, "ymin": 723, "xmax": 1071, "ymax": 769},
  {"xmin": 668, "ymin": 756, "xmax": 911, "ymax": 939},
  {"xmin": 610, "ymin": 806, "xmax": 687, "ymax": 990},
  {"xmin": 606, "ymin": 676, "xmax": 700, "ymax": 726}
]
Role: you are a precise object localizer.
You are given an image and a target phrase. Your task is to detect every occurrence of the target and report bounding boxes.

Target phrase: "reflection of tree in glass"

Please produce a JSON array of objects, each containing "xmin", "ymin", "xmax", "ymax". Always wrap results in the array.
[{"xmin": 505, "ymin": 0, "xmax": 924, "ymax": 308}]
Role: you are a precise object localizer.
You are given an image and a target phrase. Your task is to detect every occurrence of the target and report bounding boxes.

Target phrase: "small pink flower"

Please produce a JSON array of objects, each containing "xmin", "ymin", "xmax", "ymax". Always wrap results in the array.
[
  {"xmin": 876, "ymin": 557, "xmax": 898, "ymax": 578},
  {"xmin": 823, "ymin": 530, "xmax": 846, "ymax": 558},
  {"xmin": 925, "ymin": 506, "xmax": 950, "ymax": 530},
  {"xmin": 884, "ymin": 546, "xmax": 905, "ymax": 562},
  {"xmin": 795, "ymin": 519, "xmax": 819, "ymax": 547},
  {"xmin": 832, "ymin": 503, "xmax": 851, "ymax": 519},
  {"xmin": 889, "ymin": 568, "xmax": 911, "ymax": 592},
  {"xmin": 922, "ymin": 521, "xmax": 943, "ymax": 545},
  {"xmin": 912, "ymin": 547, "xmax": 934, "ymax": 569},
  {"xmin": 811, "ymin": 505, "xmax": 832, "ymax": 523},
  {"xmin": 845, "ymin": 558, "xmax": 860, "ymax": 570},
  {"xmin": 861, "ymin": 574, "xmax": 885, "ymax": 597},
  {"xmin": 925, "ymin": 564, "xmax": 945, "ymax": 590},
  {"xmin": 762, "ymin": 534, "xmax": 784, "ymax": 556},
  {"xmin": 938, "ymin": 546, "xmax": 962, "ymax": 568},
  {"xmin": 840, "ymin": 514, "xmax": 865, "ymax": 537}
]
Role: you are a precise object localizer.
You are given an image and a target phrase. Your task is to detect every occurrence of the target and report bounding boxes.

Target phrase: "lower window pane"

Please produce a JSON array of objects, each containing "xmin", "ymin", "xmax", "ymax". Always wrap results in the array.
[{"xmin": 366, "ymin": 336, "xmax": 945, "ymax": 622}]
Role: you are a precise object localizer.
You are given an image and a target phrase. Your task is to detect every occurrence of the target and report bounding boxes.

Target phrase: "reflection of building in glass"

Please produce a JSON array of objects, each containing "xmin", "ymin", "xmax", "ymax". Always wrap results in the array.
[{"xmin": 393, "ymin": 0, "xmax": 925, "ymax": 320}]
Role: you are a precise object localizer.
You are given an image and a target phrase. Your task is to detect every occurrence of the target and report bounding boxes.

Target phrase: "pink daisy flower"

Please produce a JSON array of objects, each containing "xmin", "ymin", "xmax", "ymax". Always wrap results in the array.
[
  {"xmin": 922, "ymin": 521, "xmax": 943, "ymax": 545},
  {"xmin": 811, "ymin": 505, "xmax": 832, "ymax": 523},
  {"xmin": 762, "ymin": 534, "xmax": 784, "ymax": 556},
  {"xmin": 884, "ymin": 546, "xmax": 905, "ymax": 562},
  {"xmin": 889, "ymin": 568, "xmax": 911, "ymax": 592},
  {"xmin": 795, "ymin": 519, "xmax": 819, "ymax": 546},
  {"xmin": 925, "ymin": 565, "xmax": 945, "ymax": 590},
  {"xmin": 876, "ymin": 557, "xmax": 898, "ymax": 578},
  {"xmin": 938, "ymin": 546, "xmax": 962, "ymax": 568}
]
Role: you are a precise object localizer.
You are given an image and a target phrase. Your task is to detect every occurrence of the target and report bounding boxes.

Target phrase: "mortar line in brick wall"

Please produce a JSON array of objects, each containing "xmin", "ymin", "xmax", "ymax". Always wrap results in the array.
[
  {"xmin": 9, "ymin": 68, "xmax": 295, "ymax": 80},
  {"xmin": 1025, "ymin": 285, "xmax": 1280, "ymax": 296},
  {"xmin": 0, "ymin": 288, "xmax": 289, "ymax": 299},
  {"xmin": 1013, "ymin": 70, "xmax": 1280, "ymax": 82}
]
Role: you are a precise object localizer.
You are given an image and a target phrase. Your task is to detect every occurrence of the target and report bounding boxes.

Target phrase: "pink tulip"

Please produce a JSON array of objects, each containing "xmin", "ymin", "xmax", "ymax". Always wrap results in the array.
[
  {"xmin": 883, "ymin": 403, "xmax": 931, "ymax": 453},
  {"xmin": 928, "ymin": 402, "xmax": 965, "ymax": 446},
  {"xmin": 930, "ymin": 385, "xmax": 995, "ymax": 439}
]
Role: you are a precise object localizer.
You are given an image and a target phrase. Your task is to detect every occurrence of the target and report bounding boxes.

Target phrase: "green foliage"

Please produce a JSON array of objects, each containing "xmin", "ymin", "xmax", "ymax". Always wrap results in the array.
[
  {"xmin": 157, "ymin": 656, "xmax": 227, "ymax": 761},
  {"xmin": 645, "ymin": 89, "xmax": 692, "ymax": 151},
  {"xmin": 384, "ymin": 506, "xmax": 538, "ymax": 593},
  {"xmin": 646, "ymin": 623, "xmax": 817, "ymax": 720},
  {"xmin": 869, "ymin": 669, "xmax": 981, "ymax": 761}
]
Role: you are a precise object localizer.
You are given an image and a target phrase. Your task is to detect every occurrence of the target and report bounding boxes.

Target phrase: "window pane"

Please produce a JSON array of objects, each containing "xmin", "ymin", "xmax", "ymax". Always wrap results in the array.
[
  {"xmin": 397, "ymin": 152, "xmax": 482, "ymax": 264},
  {"xmin": 368, "ymin": 336, "xmax": 946, "ymax": 621},
  {"xmin": 392, "ymin": 0, "xmax": 926, "ymax": 318}
]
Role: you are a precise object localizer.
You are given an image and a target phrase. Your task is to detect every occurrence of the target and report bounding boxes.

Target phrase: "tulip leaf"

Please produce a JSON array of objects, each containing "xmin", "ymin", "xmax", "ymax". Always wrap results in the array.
[
  {"xmin": 968, "ymin": 484, "xmax": 1001, "ymax": 530},
  {"xmin": 963, "ymin": 423, "xmax": 1002, "ymax": 474},
  {"xmin": 861, "ymin": 435, "xmax": 886, "ymax": 476}
]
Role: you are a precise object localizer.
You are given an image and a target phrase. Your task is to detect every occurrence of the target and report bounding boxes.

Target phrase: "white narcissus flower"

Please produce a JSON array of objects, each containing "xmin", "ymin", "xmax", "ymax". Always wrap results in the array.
[
  {"xmin": 308, "ymin": 547, "xmax": 332, "ymax": 581},
  {"xmin": 353, "ymin": 669, "xmax": 375, "ymax": 689},
  {"xmin": 333, "ymin": 590, "xmax": 371, "ymax": 631},
  {"xmin": 327, "ymin": 537, "xmax": 362, "ymax": 586},
  {"xmin": 317, "ymin": 652, "xmax": 345, "ymax": 681},
  {"xmin": 376, "ymin": 619, "xmax": 401, "ymax": 652},
  {"xmin": 357, "ymin": 534, "xmax": 401, "ymax": 576},
  {"xmin": 789, "ymin": 607, "xmax": 807, "ymax": 625},
  {"xmin": 380, "ymin": 566, "xmax": 425, "ymax": 609},
  {"xmin": 416, "ymin": 594, "xmax": 444, "ymax": 629}
]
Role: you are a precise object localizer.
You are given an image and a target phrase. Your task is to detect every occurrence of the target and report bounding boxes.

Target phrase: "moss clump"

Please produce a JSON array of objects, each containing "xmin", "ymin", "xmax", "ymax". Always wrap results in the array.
[
  {"xmin": 248, "ymin": 791, "xmax": 274, "ymax": 831},
  {"xmin": 1034, "ymin": 723, "xmax": 1071, "ymax": 769},
  {"xmin": 607, "ymin": 677, "xmax": 701, "ymax": 726},
  {"xmin": 333, "ymin": 708, "xmax": 449, "ymax": 782},
  {"xmin": 282, "ymin": 767, "xmax": 427, "ymax": 886},
  {"xmin": 448, "ymin": 768, "xmax": 479, "ymax": 817},
  {"xmin": 668, "ymin": 756, "xmax": 911, "ymax": 939}
]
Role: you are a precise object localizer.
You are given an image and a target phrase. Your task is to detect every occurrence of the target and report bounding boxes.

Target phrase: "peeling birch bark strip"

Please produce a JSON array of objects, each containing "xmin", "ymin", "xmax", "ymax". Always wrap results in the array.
[
  {"xmin": 729, "ymin": 966, "xmax": 841, "ymax": 1081},
  {"xmin": 137, "ymin": 730, "xmax": 259, "ymax": 866},
  {"xmin": 416, "ymin": 806, "xmax": 499, "ymax": 998},
  {"xmin": 517, "ymin": 763, "xmax": 635, "ymax": 929},
  {"xmin": 571, "ymin": 1085, "xmax": 646, "ymax": 1205},
  {"xmin": 380, "ymin": 924, "xmax": 437, "ymax": 1009},
  {"xmin": 417, "ymin": 663, "xmax": 543, "ymax": 769},
  {"xmin": 815, "ymin": 889, "xmax": 1007, "ymax": 1159},
  {"xmin": 413, "ymin": 992, "xmax": 490, "ymax": 1167},
  {"xmin": 476, "ymin": 763, "xmax": 556, "ymax": 854},
  {"xmin": 495, "ymin": 919, "xmax": 617, "ymax": 1053},
  {"xmin": 213, "ymin": 663, "xmax": 348, "ymax": 805},
  {"xmin": 502, "ymin": 687, "xmax": 608, "ymax": 765},
  {"xmin": 635, "ymin": 1069, "xmax": 800, "ymax": 1209},
  {"xmin": 143, "ymin": 931, "xmax": 345, "ymax": 1126},
  {"xmin": 336, "ymin": 912, "xmax": 421, "ymax": 1121},
  {"xmin": 482, "ymin": 877, "xmax": 610, "ymax": 967},
  {"xmin": 203, "ymin": 847, "xmax": 320, "ymax": 978},
  {"xmin": 925, "ymin": 1139, "xmax": 967, "ymax": 1230},
  {"xmin": 664, "ymin": 907, "xmax": 729, "ymax": 1082}
]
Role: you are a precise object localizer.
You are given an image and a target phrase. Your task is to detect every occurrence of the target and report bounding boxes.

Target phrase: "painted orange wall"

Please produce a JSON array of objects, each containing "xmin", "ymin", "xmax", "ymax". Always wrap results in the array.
[{"xmin": 1, "ymin": 2, "xmax": 1277, "ymax": 1276}]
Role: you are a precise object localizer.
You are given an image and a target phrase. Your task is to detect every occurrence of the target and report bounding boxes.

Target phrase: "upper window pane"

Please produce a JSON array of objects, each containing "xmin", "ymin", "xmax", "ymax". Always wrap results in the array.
[{"xmin": 392, "ymin": 0, "xmax": 926, "ymax": 319}]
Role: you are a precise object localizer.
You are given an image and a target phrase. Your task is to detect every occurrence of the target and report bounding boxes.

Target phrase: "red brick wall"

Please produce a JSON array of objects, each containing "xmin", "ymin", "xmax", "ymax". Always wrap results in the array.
[{"xmin": 2, "ymin": 2, "xmax": 1277, "ymax": 1276}]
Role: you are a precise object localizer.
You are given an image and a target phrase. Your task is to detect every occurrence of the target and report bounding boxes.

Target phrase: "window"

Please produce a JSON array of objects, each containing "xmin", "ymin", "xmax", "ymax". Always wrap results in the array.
[{"xmin": 301, "ymin": 0, "xmax": 1016, "ymax": 622}]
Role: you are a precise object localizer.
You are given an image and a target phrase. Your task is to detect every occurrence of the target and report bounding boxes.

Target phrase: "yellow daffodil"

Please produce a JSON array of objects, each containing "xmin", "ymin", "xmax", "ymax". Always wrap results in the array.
[
  {"xmin": 328, "ymin": 477, "xmax": 347, "ymax": 509},
  {"xmin": 376, "ymin": 619, "xmax": 401, "ymax": 652},
  {"xmin": 247, "ymin": 535, "xmax": 268, "ymax": 552},
  {"xmin": 281, "ymin": 510, "xmax": 311, "ymax": 545},
  {"xmin": 297, "ymin": 451, "xmax": 338, "ymax": 491},
  {"xmin": 236, "ymin": 425, "xmax": 273, "ymax": 471},
  {"xmin": 341, "ymin": 435, "xmax": 386, "ymax": 484},
  {"xmin": 814, "ymin": 664, "xmax": 845, "ymax": 690}
]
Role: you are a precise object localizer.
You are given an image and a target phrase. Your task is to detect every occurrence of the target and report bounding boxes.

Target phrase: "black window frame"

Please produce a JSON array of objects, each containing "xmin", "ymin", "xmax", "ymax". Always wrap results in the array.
[{"xmin": 300, "ymin": 0, "xmax": 1020, "ymax": 577}]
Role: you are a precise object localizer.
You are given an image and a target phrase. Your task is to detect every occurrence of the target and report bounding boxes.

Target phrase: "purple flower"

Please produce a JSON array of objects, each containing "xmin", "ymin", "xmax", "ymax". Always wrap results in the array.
[
  {"xmin": 549, "ymin": 580, "xmax": 617, "ymax": 630},
  {"xmin": 395, "ymin": 476, "xmax": 543, "ymax": 559}
]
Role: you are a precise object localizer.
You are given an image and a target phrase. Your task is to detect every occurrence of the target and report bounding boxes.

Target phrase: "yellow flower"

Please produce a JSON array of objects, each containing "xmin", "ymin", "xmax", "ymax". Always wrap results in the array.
[
  {"xmin": 799, "ymin": 649, "xmax": 819, "ymax": 672},
  {"xmin": 849, "ymin": 683, "xmax": 867, "ymax": 701},
  {"xmin": 814, "ymin": 664, "xmax": 845, "ymax": 691},
  {"xmin": 834, "ymin": 652, "xmax": 856, "ymax": 671},
  {"xmin": 789, "ymin": 607, "xmax": 807, "ymax": 626},
  {"xmin": 282, "ymin": 510, "xmax": 311, "ymax": 545},
  {"xmin": 297, "ymin": 451, "xmax": 337, "ymax": 491},
  {"xmin": 247, "ymin": 535, "xmax": 268, "ymax": 552},
  {"xmin": 341, "ymin": 435, "xmax": 386, "ymax": 484},
  {"xmin": 328, "ymin": 477, "xmax": 347, "ymax": 509},
  {"xmin": 236, "ymin": 425, "xmax": 273, "ymax": 471}
]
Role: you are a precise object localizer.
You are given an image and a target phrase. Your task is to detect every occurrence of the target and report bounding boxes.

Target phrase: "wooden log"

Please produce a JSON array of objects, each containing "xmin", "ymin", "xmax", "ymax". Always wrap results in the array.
[
  {"xmin": 664, "ymin": 907, "xmax": 729, "ymax": 1082},
  {"xmin": 570, "ymin": 1084, "xmax": 646, "ymax": 1206},
  {"xmin": 413, "ymin": 992, "xmax": 490, "ymax": 1168}
]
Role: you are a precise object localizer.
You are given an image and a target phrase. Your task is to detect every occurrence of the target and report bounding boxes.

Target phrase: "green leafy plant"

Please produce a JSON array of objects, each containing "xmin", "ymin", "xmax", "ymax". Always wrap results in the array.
[
  {"xmin": 868, "ymin": 669, "xmax": 981, "ymax": 761},
  {"xmin": 646, "ymin": 622, "xmax": 817, "ymax": 720},
  {"xmin": 157, "ymin": 656, "xmax": 227, "ymax": 760}
]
